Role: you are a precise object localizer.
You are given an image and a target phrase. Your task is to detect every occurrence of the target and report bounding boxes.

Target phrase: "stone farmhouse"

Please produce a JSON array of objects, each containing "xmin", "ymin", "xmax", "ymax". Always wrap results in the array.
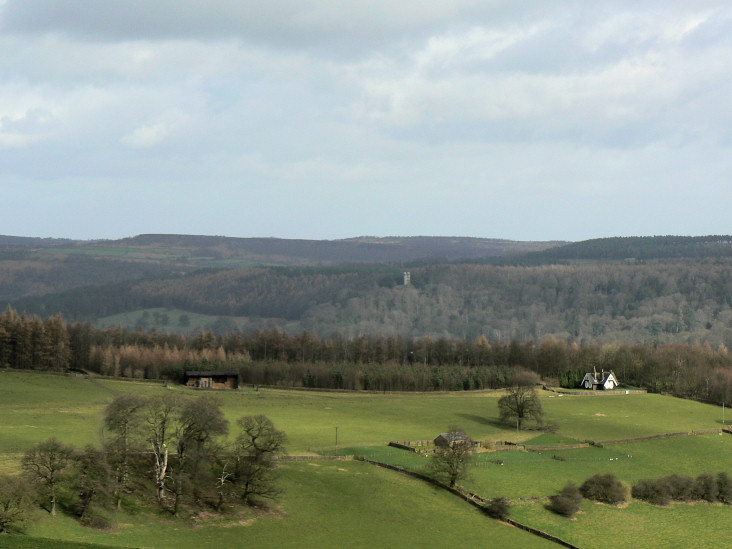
[{"xmin": 434, "ymin": 431, "xmax": 470, "ymax": 447}]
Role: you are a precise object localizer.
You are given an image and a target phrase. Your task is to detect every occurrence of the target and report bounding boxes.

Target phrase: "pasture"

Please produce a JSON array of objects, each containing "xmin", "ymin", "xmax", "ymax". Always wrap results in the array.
[
  {"xmin": 5, "ymin": 461, "xmax": 556, "ymax": 548},
  {"xmin": 0, "ymin": 370, "xmax": 729, "ymax": 548},
  {"xmin": 510, "ymin": 501, "xmax": 732, "ymax": 549}
]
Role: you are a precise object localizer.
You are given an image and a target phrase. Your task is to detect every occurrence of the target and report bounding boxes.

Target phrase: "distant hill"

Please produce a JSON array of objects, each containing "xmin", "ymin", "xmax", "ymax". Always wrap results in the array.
[
  {"xmin": 107, "ymin": 234, "xmax": 565, "ymax": 265},
  {"xmin": 0, "ymin": 234, "xmax": 563, "ymax": 302},
  {"xmin": 491, "ymin": 235, "xmax": 732, "ymax": 265},
  {"xmin": 8, "ymin": 233, "xmax": 732, "ymax": 347}
]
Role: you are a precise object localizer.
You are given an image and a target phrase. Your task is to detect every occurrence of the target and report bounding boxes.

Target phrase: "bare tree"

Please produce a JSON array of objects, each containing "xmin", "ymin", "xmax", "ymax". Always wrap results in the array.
[
  {"xmin": 71, "ymin": 445, "xmax": 111, "ymax": 522},
  {"xmin": 145, "ymin": 395, "xmax": 178, "ymax": 505},
  {"xmin": 170, "ymin": 398, "xmax": 228, "ymax": 515},
  {"xmin": 104, "ymin": 394, "xmax": 145, "ymax": 509},
  {"xmin": 430, "ymin": 427, "xmax": 474, "ymax": 488},
  {"xmin": 22, "ymin": 437, "xmax": 74, "ymax": 515},
  {"xmin": 233, "ymin": 415, "xmax": 287, "ymax": 505},
  {"xmin": 498, "ymin": 370, "xmax": 544, "ymax": 429}
]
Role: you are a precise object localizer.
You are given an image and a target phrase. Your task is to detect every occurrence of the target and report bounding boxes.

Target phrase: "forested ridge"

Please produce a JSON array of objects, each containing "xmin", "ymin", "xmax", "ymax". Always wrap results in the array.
[
  {"xmin": 491, "ymin": 235, "xmax": 732, "ymax": 265},
  {"xmin": 11, "ymin": 258, "xmax": 732, "ymax": 347},
  {"xmin": 5, "ymin": 234, "xmax": 732, "ymax": 348}
]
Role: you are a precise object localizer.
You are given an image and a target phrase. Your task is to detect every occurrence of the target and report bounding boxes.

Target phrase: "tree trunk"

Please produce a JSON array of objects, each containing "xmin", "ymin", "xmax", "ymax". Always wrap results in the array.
[{"xmin": 154, "ymin": 444, "xmax": 168, "ymax": 502}]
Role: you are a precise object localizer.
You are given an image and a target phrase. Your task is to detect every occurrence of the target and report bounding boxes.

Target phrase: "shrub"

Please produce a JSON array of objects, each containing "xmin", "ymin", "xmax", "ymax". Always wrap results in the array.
[
  {"xmin": 663, "ymin": 474, "xmax": 699, "ymax": 502},
  {"xmin": 717, "ymin": 472, "xmax": 732, "ymax": 503},
  {"xmin": 633, "ymin": 473, "xmax": 729, "ymax": 505},
  {"xmin": 580, "ymin": 474, "xmax": 627, "ymax": 505},
  {"xmin": 549, "ymin": 483, "xmax": 583, "ymax": 517},
  {"xmin": 0, "ymin": 475, "xmax": 33, "ymax": 533},
  {"xmin": 695, "ymin": 473, "xmax": 718, "ymax": 503},
  {"xmin": 485, "ymin": 497, "xmax": 510, "ymax": 520},
  {"xmin": 632, "ymin": 478, "xmax": 671, "ymax": 506}
]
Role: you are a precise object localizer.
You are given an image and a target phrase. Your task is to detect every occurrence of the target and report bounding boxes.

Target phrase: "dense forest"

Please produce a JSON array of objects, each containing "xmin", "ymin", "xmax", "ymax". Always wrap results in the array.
[
  {"xmin": 12, "ymin": 259, "xmax": 732, "ymax": 346},
  {"xmin": 1, "ymin": 308, "xmax": 730, "ymax": 405}
]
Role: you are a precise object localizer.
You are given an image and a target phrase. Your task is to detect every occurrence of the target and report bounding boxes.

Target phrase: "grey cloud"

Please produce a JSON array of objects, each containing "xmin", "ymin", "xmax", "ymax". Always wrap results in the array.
[{"xmin": 0, "ymin": 0, "xmax": 507, "ymax": 51}]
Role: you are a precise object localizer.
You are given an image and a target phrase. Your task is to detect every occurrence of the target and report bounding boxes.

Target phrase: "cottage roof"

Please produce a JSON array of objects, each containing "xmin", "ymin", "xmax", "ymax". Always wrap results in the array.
[{"xmin": 583, "ymin": 370, "xmax": 617, "ymax": 384}]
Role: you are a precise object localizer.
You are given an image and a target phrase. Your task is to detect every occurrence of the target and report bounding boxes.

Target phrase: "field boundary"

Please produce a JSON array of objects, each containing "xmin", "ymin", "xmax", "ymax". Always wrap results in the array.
[
  {"xmin": 590, "ymin": 428, "xmax": 728, "ymax": 447},
  {"xmin": 551, "ymin": 388, "xmax": 648, "ymax": 396},
  {"xmin": 358, "ymin": 457, "xmax": 581, "ymax": 549}
]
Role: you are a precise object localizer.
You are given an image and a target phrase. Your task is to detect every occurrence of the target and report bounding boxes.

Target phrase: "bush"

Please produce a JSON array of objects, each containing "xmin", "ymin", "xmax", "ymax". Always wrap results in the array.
[
  {"xmin": 633, "ymin": 472, "xmax": 730, "ymax": 505},
  {"xmin": 717, "ymin": 472, "xmax": 732, "ymax": 503},
  {"xmin": 549, "ymin": 483, "xmax": 583, "ymax": 517},
  {"xmin": 0, "ymin": 475, "xmax": 33, "ymax": 533},
  {"xmin": 580, "ymin": 474, "xmax": 627, "ymax": 505},
  {"xmin": 485, "ymin": 497, "xmax": 510, "ymax": 520},
  {"xmin": 663, "ymin": 474, "xmax": 699, "ymax": 502},
  {"xmin": 632, "ymin": 478, "xmax": 671, "ymax": 506},
  {"xmin": 695, "ymin": 473, "xmax": 718, "ymax": 503}
]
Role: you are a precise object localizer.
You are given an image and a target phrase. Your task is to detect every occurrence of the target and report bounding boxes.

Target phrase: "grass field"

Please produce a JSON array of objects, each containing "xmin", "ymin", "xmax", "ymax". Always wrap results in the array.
[
  {"xmin": 511, "ymin": 500, "xmax": 732, "ymax": 549},
  {"xmin": 1, "ymin": 371, "xmax": 726, "ymax": 458},
  {"xmin": 11, "ymin": 460, "xmax": 556, "ymax": 549},
  {"xmin": 344, "ymin": 434, "xmax": 732, "ymax": 499},
  {"xmin": 1, "ymin": 371, "xmax": 730, "ymax": 548}
]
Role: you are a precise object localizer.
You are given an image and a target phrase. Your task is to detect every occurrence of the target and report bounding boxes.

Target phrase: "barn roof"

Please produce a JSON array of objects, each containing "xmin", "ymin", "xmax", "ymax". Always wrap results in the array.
[
  {"xmin": 184, "ymin": 371, "xmax": 239, "ymax": 377},
  {"xmin": 436, "ymin": 431, "xmax": 469, "ymax": 443}
]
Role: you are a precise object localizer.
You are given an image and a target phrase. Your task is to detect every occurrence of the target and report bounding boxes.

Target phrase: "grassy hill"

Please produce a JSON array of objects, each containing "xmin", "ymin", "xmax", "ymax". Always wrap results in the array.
[
  {"xmin": 0, "ymin": 371, "xmax": 729, "ymax": 548},
  {"xmin": 1, "ymin": 371, "xmax": 730, "ymax": 548}
]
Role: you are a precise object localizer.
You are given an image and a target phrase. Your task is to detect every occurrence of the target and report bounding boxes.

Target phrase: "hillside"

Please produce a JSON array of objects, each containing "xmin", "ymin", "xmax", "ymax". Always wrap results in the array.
[
  {"xmin": 6, "ymin": 234, "xmax": 732, "ymax": 346},
  {"xmin": 0, "ymin": 233, "xmax": 561, "ymax": 301},
  {"xmin": 491, "ymin": 235, "xmax": 732, "ymax": 265}
]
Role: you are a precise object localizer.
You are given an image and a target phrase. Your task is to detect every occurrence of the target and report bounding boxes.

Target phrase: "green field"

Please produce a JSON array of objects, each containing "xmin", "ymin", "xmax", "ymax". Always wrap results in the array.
[
  {"xmin": 511, "ymin": 500, "xmax": 732, "ymax": 549},
  {"xmin": 0, "ymin": 371, "xmax": 730, "ymax": 548},
  {"xmin": 12, "ymin": 460, "xmax": 555, "ymax": 549}
]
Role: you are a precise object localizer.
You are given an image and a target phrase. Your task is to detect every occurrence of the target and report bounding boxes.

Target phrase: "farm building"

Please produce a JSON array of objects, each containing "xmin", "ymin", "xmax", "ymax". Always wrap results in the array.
[
  {"xmin": 184, "ymin": 371, "xmax": 239, "ymax": 390},
  {"xmin": 580, "ymin": 369, "xmax": 619, "ymax": 390},
  {"xmin": 434, "ymin": 431, "xmax": 470, "ymax": 447}
]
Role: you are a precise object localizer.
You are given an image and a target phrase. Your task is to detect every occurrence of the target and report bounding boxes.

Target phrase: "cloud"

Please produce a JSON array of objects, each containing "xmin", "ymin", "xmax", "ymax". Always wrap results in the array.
[
  {"xmin": 121, "ymin": 123, "xmax": 170, "ymax": 148},
  {"xmin": 1, "ymin": 1, "xmax": 732, "ymax": 240}
]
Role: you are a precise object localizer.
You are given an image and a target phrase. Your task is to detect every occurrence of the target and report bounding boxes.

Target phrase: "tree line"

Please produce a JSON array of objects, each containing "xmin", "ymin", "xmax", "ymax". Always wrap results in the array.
[
  {"xmin": 0, "ymin": 394, "xmax": 286, "ymax": 533},
  {"xmin": 2, "ymin": 307, "xmax": 732, "ymax": 404}
]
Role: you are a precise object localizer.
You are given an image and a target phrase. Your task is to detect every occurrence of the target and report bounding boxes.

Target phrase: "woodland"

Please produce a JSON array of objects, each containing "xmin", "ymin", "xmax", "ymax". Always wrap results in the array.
[{"xmin": 1, "ymin": 234, "xmax": 732, "ymax": 404}]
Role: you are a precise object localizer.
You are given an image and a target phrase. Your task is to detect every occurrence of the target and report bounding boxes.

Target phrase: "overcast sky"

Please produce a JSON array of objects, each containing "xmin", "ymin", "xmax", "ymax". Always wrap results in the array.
[{"xmin": 2, "ymin": 1, "xmax": 732, "ymax": 242}]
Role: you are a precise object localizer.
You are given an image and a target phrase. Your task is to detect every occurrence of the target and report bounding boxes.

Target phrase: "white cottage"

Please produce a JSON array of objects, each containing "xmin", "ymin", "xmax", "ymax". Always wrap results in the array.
[{"xmin": 580, "ymin": 369, "xmax": 619, "ymax": 390}]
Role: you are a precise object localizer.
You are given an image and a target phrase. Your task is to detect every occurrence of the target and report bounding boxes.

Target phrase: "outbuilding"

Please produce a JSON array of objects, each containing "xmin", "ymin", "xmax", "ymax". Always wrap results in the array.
[
  {"xmin": 434, "ymin": 431, "xmax": 470, "ymax": 447},
  {"xmin": 184, "ymin": 371, "xmax": 239, "ymax": 390}
]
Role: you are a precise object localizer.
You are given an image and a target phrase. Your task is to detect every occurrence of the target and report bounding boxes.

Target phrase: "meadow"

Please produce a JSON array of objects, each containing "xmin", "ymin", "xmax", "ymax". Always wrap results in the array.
[
  {"xmin": 0, "ymin": 370, "xmax": 729, "ymax": 548},
  {"xmin": 2, "ymin": 460, "xmax": 556, "ymax": 549}
]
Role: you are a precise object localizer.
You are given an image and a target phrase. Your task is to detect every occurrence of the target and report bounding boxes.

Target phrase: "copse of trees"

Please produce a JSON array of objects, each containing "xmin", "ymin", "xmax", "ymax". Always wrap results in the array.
[
  {"xmin": 9, "ymin": 395, "xmax": 288, "ymax": 530},
  {"xmin": 1, "ymin": 307, "xmax": 732, "ymax": 404}
]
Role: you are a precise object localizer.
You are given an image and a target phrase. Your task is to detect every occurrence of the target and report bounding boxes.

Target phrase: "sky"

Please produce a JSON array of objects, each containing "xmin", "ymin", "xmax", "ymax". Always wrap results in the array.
[{"xmin": 2, "ymin": 1, "xmax": 732, "ymax": 242}]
